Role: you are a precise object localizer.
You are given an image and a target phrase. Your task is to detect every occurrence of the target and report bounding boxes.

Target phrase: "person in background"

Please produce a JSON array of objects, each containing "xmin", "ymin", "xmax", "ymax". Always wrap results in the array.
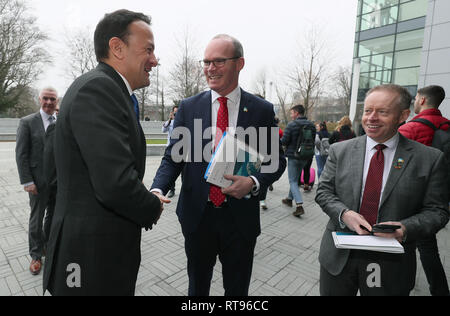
[
  {"xmin": 259, "ymin": 115, "xmax": 283, "ymax": 210},
  {"xmin": 315, "ymin": 121, "xmax": 330, "ymax": 179},
  {"xmin": 15, "ymin": 87, "xmax": 58, "ymax": 276},
  {"xmin": 398, "ymin": 85, "xmax": 449, "ymax": 296},
  {"xmin": 162, "ymin": 105, "xmax": 179, "ymax": 198},
  {"xmin": 329, "ymin": 115, "xmax": 356, "ymax": 145},
  {"xmin": 281, "ymin": 105, "xmax": 315, "ymax": 217}
]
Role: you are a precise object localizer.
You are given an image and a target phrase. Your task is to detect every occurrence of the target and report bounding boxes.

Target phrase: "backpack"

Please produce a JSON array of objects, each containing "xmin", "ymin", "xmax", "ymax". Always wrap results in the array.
[
  {"xmin": 411, "ymin": 118, "xmax": 450, "ymax": 194},
  {"xmin": 294, "ymin": 123, "xmax": 316, "ymax": 160},
  {"xmin": 319, "ymin": 137, "xmax": 330, "ymax": 156}
]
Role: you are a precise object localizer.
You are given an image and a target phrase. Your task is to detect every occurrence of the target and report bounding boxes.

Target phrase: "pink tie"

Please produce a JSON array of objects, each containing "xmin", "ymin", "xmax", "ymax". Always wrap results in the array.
[
  {"xmin": 359, "ymin": 144, "xmax": 387, "ymax": 226},
  {"xmin": 209, "ymin": 97, "xmax": 229, "ymax": 207}
]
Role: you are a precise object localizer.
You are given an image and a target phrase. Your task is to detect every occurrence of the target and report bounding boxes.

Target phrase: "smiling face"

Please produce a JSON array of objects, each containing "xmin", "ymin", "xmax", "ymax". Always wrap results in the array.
[
  {"xmin": 362, "ymin": 90, "xmax": 410, "ymax": 143},
  {"xmin": 203, "ymin": 37, "xmax": 244, "ymax": 96},
  {"xmin": 120, "ymin": 21, "xmax": 158, "ymax": 90}
]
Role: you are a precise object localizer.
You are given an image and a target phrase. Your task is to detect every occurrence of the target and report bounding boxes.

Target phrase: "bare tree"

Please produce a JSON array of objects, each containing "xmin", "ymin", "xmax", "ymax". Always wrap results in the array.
[
  {"xmin": 252, "ymin": 69, "xmax": 268, "ymax": 99},
  {"xmin": 63, "ymin": 27, "xmax": 97, "ymax": 80},
  {"xmin": 275, "ymin": 85, "xmax": 290, "ymax": 125},
  {"xmin": 334, "ymin": 66, "xmax": 352, "ymax": 115},
  {"xmin": 168, "ymin": 28, "xmax": 207, "ymax": 104},
  {"xmin": 0, "ymin": 0, "xmax": 50, "ymax": 113},
  {"xmin": 289, "ymin": 27, "xmax": 331, "ymax": 118}
]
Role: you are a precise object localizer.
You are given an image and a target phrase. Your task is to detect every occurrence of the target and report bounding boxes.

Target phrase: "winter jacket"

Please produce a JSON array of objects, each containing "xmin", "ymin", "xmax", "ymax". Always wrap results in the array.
[
  {"xmin": 281, "ymin": 117, "xmax": 315, "ymax": 159},
  {"xmin": 399, "ymin": 108, "xmax": 449, "ymax": 146}
]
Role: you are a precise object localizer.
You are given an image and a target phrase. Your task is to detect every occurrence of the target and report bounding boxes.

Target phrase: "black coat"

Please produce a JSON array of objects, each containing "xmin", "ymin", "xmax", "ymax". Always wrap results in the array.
[{"xmin": 43, "ymin": 62, "xmax": 161, "ymax": 296}]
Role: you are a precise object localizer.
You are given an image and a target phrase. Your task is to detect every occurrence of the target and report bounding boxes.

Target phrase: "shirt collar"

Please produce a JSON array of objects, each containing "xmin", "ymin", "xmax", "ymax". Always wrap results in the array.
[
  {"xmin": 366, "ymin": 132, "xmax": 399, "ymax": 151},
  {"xmin": 211, "ymin": 86, "xmax": 241, "ymax": 106},
  {"xmin": 116, "ymin": 71, "xmax": 133, "ymax": 96},
  {"xmin": 40, "ymin": 108, "xmax": 52, "ymax": 120}
]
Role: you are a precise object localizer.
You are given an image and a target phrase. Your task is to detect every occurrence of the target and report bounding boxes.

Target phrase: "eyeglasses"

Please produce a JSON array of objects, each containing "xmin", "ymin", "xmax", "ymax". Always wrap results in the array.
[
  {"xmin": 200, "ymin": 57, "xmax": 240, "ymax": 68},
  {"xmin": 42, "ymin": 96, "xmax": 57, "ymax": 102}
]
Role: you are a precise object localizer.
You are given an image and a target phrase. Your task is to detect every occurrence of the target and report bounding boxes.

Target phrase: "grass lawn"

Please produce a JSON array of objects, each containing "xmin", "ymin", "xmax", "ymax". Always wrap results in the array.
[{"xmin": 146, "ymin": 139, "xmax": 167, "ymax": 145}]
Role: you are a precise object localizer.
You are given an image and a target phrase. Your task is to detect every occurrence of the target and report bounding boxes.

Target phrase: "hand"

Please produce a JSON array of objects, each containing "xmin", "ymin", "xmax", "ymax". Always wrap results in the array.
[
  {"xmin": 341, "ymin": 210, "xmax": 372, "ymax": 235},
  {"xmin": 151, "ymin": 191, "xmax": 171, "ymax": 224},
  {"xmin": 373, "ymin": 221, "xmax": 406, "ymax": 243},
  {"xmin": 24, "ymin": 184, "xmax": 38, "ymax": 196},
  {"xmin": 221, "ymin": 175, "xmax": 254, "ymax": 200}
]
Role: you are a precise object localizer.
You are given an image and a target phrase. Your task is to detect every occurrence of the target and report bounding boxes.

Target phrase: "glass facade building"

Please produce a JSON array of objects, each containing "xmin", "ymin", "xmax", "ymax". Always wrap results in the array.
[{"xmin": 353, "ymin": 0, "xmax": 428, "ymax": 102}]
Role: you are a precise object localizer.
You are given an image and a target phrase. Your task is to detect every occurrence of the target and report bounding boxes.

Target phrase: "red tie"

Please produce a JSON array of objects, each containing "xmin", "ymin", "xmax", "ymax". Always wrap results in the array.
[
  {"xmin": 209, "ymin": 97, "xmax": 229, "ymax": 207},
  {"xmin": 359, "ymin": 144, "xmax": 387, "ymax": 226}
]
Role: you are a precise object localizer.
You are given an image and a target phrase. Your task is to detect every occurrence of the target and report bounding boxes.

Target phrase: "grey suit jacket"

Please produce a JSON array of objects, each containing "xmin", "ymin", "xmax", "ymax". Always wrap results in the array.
[
  {"xmin": 15, "ymin": 112, "xmax": 46, "ymax": 188},
  {"xmin": 316, "ymin": 134, "xmax": 449, "ymax": 276}
]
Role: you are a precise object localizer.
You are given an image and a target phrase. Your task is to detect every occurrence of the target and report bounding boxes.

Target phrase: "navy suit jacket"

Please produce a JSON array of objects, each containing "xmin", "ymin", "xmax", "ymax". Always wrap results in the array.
[{"xmin": 152, "ymin": 89, "xmax": 286, "ymax": 241}]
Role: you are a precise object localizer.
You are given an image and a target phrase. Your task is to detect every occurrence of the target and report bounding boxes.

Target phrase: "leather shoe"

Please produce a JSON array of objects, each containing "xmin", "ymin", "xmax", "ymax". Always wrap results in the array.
[
  {"xmin": 282, "ymin": 198, "xmax": 293, "ymax": 207},
  {"xmin": 30, "ymin": 259, "xmax": 42, "ymax": 275},
  {"xmin": 293, "ymin": 205, "xmax": 305, "ymax": 217}
]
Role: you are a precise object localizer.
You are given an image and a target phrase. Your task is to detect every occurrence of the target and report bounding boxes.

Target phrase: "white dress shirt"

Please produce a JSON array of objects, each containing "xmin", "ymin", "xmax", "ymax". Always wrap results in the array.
[
  {"xmin": 361, "ymin": 133, "xmax": 400, "ymax": 207},
  {"xmin": 40, "ymin": 109, "xmax": 56, "ymax": 132},
  {"xmin": 210, "ymin": 86, "xmax": 241, "ymax": 145}
]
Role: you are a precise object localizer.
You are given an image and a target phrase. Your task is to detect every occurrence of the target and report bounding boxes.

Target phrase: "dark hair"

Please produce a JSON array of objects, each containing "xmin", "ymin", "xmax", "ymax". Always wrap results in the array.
[
  {"xmin": 418, "ymin": 85, "xmax": 446, "ymax": 108},
  {"xmin": 290, "ymin": 104, "xmax": 305, "ymax": 116},
  {"xmin": 367, "ymin": 84, "xmax": 412, "ymax": 111},
  {"xmin": 94, "ymin": 9, "xmax": 151, "ymax": 62},
  {"xmin": 320, "ymin": 121, "xmax": 328, "ymax": 132}
]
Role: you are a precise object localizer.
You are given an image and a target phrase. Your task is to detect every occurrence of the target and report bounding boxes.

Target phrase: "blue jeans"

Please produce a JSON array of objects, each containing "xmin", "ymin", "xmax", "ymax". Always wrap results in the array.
[
  {"xmin": 315, "ymin": 155, "xmax": 328, "ymax": 179},
  {"xmin": 287, "ymin": 158, "xmax": 307, "ymax": 204}
]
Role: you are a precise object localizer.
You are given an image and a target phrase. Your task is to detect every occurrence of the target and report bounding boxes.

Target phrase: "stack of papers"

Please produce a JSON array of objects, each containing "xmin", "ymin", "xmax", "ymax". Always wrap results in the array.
[{"xmin": 332, "ymin": 232, "xmax": 404, "ymax": 254}]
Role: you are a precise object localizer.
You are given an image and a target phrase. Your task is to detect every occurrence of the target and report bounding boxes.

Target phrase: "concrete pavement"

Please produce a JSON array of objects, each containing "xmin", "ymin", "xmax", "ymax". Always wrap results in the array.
[{"xmin": 0, "ymin": 142, "xmax": 448, "ymax": 296}]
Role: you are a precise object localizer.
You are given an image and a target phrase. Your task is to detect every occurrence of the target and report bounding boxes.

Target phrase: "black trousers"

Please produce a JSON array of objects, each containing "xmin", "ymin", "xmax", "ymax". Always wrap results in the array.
[
  {"xmin": 183, "ymin": 204, "xmax": 257, "ymax": 296},
  {"xmin": 29, "ymin": 186, "xmax": 56, "ymax": 260},
  {"xmin": 320, "ymin": 250, "xmax": 416, "ymax": 296},
  {"xmin": 417, "ymin": 235, "xmax": 450, "ymax": 296}
]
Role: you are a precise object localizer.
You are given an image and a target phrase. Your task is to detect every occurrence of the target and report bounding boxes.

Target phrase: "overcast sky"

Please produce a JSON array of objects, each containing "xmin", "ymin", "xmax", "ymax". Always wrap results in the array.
[{"xmin": 30, "ymin": 0, "xmax": 358, "ymax": 103}]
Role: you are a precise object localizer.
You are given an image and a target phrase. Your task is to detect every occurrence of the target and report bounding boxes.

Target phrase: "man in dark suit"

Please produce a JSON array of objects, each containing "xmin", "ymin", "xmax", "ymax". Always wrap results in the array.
[
  {"xmin": 316, "ymin": 84, "xmax": 449, "ymax": 296},
  {"xmin": 43, "ymin": 10, "xmax": 164, "ymax": 296},
  {"xmin": 16, "ymin": 87, "xmax": 58, "ymax": 276},
  {"xmin": 151, "ymin": 34, "xmax": 286, "ymax": 296}
]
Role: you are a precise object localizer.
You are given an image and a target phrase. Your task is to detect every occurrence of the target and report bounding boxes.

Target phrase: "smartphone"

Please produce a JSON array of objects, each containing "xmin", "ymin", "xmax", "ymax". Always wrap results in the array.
[{"xmin": 372, "ymin": 224, "xmax": 401, "ymax": 233}]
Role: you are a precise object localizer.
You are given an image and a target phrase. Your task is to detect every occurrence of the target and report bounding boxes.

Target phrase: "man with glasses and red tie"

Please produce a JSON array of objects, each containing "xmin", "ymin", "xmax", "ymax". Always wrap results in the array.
[
  {"xmin": 315, "ymin": 84, "xmax": 449, "ymax": 296},
  {"xmin": 151, "ymin": 34, "xmax": 286, "ymax": 296},
  {"xmin": 16, "ymin": 87, "xmax": 58, "ymax": 276}
]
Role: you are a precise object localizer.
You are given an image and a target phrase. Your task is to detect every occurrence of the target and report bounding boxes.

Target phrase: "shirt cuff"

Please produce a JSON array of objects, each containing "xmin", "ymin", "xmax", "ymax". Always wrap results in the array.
[
  {"xmin": 250, "ymin": 176, "xmax": 260, "ymax": 196},
  {"xmin": 339, "ymin": 209, "xmax": 349, "ymax": 229},
  {"xmin": 150, "ymin": 188, "xmax": 164, "ymax": 196},
  {"xmin": 23, "ymin": 182, "xmax": 34, "ymax": 187}
]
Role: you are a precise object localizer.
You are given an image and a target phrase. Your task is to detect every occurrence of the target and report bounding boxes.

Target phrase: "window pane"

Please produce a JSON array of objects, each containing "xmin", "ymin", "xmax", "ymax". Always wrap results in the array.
[
  {"xmin": 360, "ymin": 53, "xmax": 394, "ymax": 72},
  {"xmin": 362, "ymin": 0, "xmax": 399, "ymax": 14},
  {"xmin": 393, "ymin": 67, "xmax": 419, "ymax": 85},
  {"xmin": 359, "ymin": 35, "xmax": 395, "ymax": 57},
  {"xmin": 393, "ymin": 48, "xmax": 422, "ymax": 68},
  {"xmin": 359, "ymin": 70, "xmax": 392, "ymax": 89},
  {"xmin": 360, "ymin": 6, "xmax": 398, "ymax": 30},
  {"xmin": 395, "ymin": 29, "xmax": 425, "ymax": 50},
  {"xmin": 399, "ymin": 0, "xmax": 427, "ymax": 21}
]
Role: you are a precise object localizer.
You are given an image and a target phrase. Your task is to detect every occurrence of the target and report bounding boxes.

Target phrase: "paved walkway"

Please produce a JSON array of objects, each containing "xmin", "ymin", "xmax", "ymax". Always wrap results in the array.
[{"xmin": 0, "ymin": 142, "xmax": 448, "ymax": 296}]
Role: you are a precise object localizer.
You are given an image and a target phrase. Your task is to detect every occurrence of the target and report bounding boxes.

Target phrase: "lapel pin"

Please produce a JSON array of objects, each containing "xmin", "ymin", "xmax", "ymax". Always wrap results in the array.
[
  {"xmin": 394, "ymin": 158, "xmax": 404, "ymax": 169},
  {"xmin": 243, "ymin": 107, "xmax": 248, "ymax": 113}
]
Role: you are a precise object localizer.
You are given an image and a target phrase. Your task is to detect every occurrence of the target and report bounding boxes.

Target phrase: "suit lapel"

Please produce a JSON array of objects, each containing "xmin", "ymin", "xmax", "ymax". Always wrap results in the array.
[
  {"xmin": 351, "ymin": 136, "xmax": 366, "ymax": 211},
  {"xmin": 236, "ymin": 89, "xmax": 251, "ymax": 129},
  {"xmin": 34, "ymin": 112, "xmax": 46, "ymax": 141},
  {"xmin": 379, "ymin": 134, "xmax": 414, "ymax": 209}
]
